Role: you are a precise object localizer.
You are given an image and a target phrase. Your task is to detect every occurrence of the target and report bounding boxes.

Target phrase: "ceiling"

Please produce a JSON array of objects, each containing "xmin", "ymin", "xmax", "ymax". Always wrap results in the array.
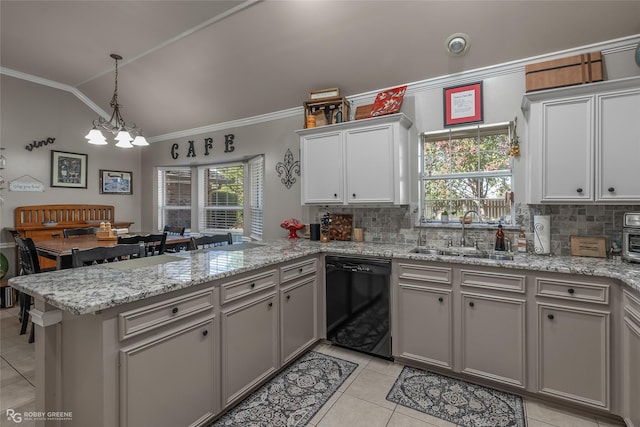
[{"xmin": 2, "ymin": 1, "xmax": 640, "ymax": 140}]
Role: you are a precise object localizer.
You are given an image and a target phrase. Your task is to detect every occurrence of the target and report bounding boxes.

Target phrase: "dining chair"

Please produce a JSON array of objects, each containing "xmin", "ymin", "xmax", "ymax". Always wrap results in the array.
[
  {"xmin": 14, "ymin": 236, "xmax": 54, "ymax": 343},
  {"xmin": 117, "ymin": 233, "xmax": 167, "ymax": 256},
  {"xmin": 63, "ymin": 227, "xmax": 99, "ymax": 238},
  {"xmin": 190, "ymin": 233, "xmax": 233, "ymax": 250},
  {"xmin": 71, "ymin": 244, "xmax": 146, "ymax": 268}
]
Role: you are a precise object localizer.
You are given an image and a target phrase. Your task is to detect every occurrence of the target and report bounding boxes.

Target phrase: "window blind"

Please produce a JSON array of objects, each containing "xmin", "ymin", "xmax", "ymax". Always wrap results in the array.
[
  {"xmin": 157, "ymin": 167, "xmax": 192, "ymax": 231},
  {"xmin": 249, "ymin": 155, "xmax": 264, "ymax": 240}
]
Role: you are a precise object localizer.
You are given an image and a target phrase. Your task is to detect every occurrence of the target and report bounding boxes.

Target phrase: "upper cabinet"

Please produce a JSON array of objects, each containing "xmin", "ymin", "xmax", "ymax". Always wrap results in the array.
[
  {"xmin": 297, "ymin": 113, "xmax": 412, "ymax": 205},
  {"xmin": 523, "ymin": 77, "xmax": 640, "ymax": 204}
]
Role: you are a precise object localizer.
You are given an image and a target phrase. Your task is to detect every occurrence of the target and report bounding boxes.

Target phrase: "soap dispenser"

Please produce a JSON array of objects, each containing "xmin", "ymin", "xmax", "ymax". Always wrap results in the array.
[{"xmin": 495, "ymin": 224, "xmax": 506, "ymax": 251}]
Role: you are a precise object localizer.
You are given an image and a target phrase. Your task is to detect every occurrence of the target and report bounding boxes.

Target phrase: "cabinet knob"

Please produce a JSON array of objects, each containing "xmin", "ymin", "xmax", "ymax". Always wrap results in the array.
[
  {"xmin": 608, "ymin": 187, "xmax": 615, "ymax": 193},
  {"xmin": 576, "ymin": 188, "xmax": 583, "ymax": 193},
  {"xmin": 333, "ymin": 193, "xmax": 338, "ymax": 198},
  {"xmin": 250, "ymin": 283, "xmax": 255, "ymax": 288},
  {"xmin": 438, "ymin": 297, "xmax": 444, "ymax": 303},
  {"xmin": 548, "ymin": 314, "xmax": 555, "ymax": 320},
  {"xmin": 202, "ymin": 330, "xmax": 208, "ymax": 337},
  {"xmin": 567, "ymin": 288, "xmax": 575, "ymax": 294},
  {"xmin": 286, "ymin": 295, "xmax": 291, "ymax": 300},
  {"xmin": 469, "ymin": 301, "xmax": 475, "ymax": 307},
  {"xmin": 298, "ymin": 268, "xmax": 303, "ymax": 273},
  {"xmin": 352, "ymin": 193, "xmax": 356, "ymax": 198},
  {"xmin": 171, "ymin": 307, "xmax": 178, "ymax": 314},
  {"xmin": 268, "ymin": 302, "xmax": 273, "ymax": 308}
]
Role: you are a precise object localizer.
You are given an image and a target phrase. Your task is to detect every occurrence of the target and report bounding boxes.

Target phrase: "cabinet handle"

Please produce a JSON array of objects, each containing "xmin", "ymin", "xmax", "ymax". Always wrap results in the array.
[
  {"xmin": 608, "ymin": 187, "xmax": 615, "ymax": 193},
  {"xmin": 567, "ymin": 288, "xmax": 575, "ymax": 294},
  {"xmin": 469, "ymin": 301, "xmax": 475, "ymax": 307},
  {"xmin": 438, "ymin": 297, "xmax": 444, "ymax": 303},
  {"xmin": 268, "ymin": 302, "xmax": 273, "ymax": 308},
  {"xmin": 250, "ymin": 283, "xmax": 255, "ymax": 289},
  {"xmin": 548, "ymin": 314, "xmax": 554, "ymax": 320},
  {"xmin": 576, "ymin": 188, "xmax": 583, "ymax": 193},
  {"xmin": 286, "ymin": 295, "xmax": 291, "ymax": 300},
  {"xmin": 171, "ymin": 307, "xmax": 178, "ymax": 314},
  {"xmin": 202, "ymin": 330, "xmax": 208, "ymax": 337}
]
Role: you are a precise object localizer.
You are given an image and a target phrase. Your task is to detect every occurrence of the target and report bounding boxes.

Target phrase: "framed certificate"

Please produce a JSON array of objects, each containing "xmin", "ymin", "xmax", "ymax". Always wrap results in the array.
[{"xmin": 443, "ymin": 82, "xmax": 483, "ymax": 127}]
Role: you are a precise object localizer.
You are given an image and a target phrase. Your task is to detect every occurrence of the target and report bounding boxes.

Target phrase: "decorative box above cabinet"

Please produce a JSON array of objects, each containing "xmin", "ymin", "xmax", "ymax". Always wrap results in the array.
[
  {"xmin": 523, "ymin": 76, "xmax": 640, "ymax": 204},
  {"xmin": 297, "ymin": 113, "xmax": 413, "ymax": 205}
]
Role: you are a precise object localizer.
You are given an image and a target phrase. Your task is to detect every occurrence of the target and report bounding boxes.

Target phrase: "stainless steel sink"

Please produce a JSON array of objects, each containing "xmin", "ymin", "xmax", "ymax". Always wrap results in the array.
[{"xmin": 410, "ymin": 247, "xmax": 514, "ymax": 261}]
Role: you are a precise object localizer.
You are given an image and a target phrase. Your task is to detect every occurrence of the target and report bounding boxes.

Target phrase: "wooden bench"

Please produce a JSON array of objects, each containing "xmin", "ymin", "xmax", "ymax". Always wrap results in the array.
[{"xmin": 11, "ymin": 204, "xmax": 134, "ymax": 269}]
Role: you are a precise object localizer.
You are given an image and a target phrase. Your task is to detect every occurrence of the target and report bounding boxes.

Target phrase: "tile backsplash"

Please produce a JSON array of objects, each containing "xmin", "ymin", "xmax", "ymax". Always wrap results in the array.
[{"xmin": 309, "ymin": 203, "xmax": 640, "ymax": 256}]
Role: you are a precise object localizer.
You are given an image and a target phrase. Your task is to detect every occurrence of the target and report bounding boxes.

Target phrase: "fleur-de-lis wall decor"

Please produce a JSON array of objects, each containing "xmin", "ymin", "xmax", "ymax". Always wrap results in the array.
[{"xmin": 276, "ymin": 148, "xmax": 300, "ymax": 189}]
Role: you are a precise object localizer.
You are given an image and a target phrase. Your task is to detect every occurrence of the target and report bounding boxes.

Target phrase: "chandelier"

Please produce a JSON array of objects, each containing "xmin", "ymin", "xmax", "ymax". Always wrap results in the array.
[{"xmin": 85, "ymin": 54, "xmax": 148, "ymax": 148}]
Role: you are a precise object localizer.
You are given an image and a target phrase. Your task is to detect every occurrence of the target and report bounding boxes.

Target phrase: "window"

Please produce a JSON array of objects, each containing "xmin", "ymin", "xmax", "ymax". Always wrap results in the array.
[
  {"xmin": 158, "ymin": 157, "xmax": 263, "ymax": 238},
  {"xmin": 157, "ymin": 168, "xmax": 192, "ymax": 229},
  {"xmin": 419, "ymin": 122, "xmax": 513, "ymax": 224}
]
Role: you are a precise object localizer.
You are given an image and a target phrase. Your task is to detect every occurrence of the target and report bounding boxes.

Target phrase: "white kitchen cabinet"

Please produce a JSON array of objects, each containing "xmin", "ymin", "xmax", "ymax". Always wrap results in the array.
[
  {"xmin": 394, "ymin": 262, "xmax": 453, "ymax": 369},
  {"xmin": 298, "ymin": 113, "xmax": 412, "ymax": 205},
  {"xmin": 622, "ymin": 291, "xmax": 640, "ymax": 426},
  {"xmin": 221, "ymin": 291, "xmax": 278, "ymax": 407},
  {"xmin": 523, "ymin": 76, "xmax": 640, "ymax": 203},
  {"xmin": 120, "ymin": 317, "xmax": 217, "ymax": 427}
]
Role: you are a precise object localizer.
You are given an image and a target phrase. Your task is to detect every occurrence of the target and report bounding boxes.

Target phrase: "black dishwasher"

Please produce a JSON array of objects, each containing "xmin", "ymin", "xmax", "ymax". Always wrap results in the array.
[{"xmin": 325, "ymin": 256, "xmax": 392, "ymax": 360}]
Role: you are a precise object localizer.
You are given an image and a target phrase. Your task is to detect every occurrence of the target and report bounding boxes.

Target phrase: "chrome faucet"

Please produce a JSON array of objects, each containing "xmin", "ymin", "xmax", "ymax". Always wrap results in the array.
[{"xmin": 460, "ymin": 210, "xmax": 482, "ymax": 247}]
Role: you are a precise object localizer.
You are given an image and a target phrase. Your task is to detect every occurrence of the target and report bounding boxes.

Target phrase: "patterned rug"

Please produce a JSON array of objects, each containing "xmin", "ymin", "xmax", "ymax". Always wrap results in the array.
[
  {"xmin": 386, "ymin": 366, "xmax": 526, "ymax": 427},
  {"xmin": 210, "ymin": 351, "xmax": 357, "ymax": 427}
]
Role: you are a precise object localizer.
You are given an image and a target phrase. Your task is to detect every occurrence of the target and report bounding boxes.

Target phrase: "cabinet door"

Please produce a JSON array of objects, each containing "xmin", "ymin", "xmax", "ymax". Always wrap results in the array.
[
  {"xmin": 345, "ymin": 124, "xmax": 395, "ymax": 203},
  {"xmin": 622, "ymin": 297, "xmax": 640, "ymax": 425},
  {"xmin": 300, "ymin": 131, "xmax": 343, "ymax": 204},
  {"xmin": 396, "ymin": 283, "xmax": 452, "ymax": 369},
  {"xmin": 221, "ymin": 292, "xmax": 278, "ymax": 406},
  {"xmin": 596, "ymin": 89, "xmax": 640, "ymax": 201},
  {"xmin": 120, "ymin": 318, "xmax": 217, "ymax": 427},
  {"xmin": 281, "ymin": 276, "xmax": 317, "ymax": 364},
  {"xmin": 538, "ymin": 304, "xmax": 609, "ymax": 409},
  {"xmin": 541, "ymin": 97, "xmax": 593, "ymax": 201},
  {"xmin": 461, "ymin": 293, "xmax": 526, "ymax": 388}
]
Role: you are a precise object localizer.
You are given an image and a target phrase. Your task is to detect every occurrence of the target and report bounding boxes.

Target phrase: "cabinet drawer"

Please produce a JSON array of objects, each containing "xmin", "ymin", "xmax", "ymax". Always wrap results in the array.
[
  {"xmin": 398, "ymin": 263, "xmax": 452, "ymax": 284},
  {"xmin": 460, "ymin": 269, "xmax": 526, "ymax": 293},
  {"xmin": 119, "ymin": 289, "xmax": 214, "ymax": 341},
  {"xmin": 220, "ymin": 269, "xmax": 277, "ymax": 304},
  {"xmin": 536, "ymin": 278, "xmax": 609, "ymax": 304},
  {"xmin": 280, "ymin": 258, "xmax": 317, "ymax": 284}
]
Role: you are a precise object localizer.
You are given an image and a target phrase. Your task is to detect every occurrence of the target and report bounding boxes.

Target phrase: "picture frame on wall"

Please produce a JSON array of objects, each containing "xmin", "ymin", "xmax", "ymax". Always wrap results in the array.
[
  {"xmin": 50, "ymin": 150, "xmax": 88, "ymax": 188},
  {"xmin": 99, "ymin": 169, "xmax": 132, "ymax": 195},
  {"xmin": 443, "ymin": 81, "xmax": 483, "ymax": 127}
]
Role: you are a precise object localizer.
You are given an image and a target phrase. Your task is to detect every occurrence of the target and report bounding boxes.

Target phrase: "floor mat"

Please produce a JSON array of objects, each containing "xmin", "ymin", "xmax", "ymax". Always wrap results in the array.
[
  {"xmin": 210, "ymin": 351, "xmax": 357, "ymax": 427},
  {"xmin": 386, "ymin": 366, "xmax": 526, "ymax": 427}
]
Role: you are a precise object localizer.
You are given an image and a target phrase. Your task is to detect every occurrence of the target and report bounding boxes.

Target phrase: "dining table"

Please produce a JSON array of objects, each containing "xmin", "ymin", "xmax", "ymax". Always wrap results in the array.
[{"xmin": 34, "ymin": 233, "xmax": 192, "ymax": 269}]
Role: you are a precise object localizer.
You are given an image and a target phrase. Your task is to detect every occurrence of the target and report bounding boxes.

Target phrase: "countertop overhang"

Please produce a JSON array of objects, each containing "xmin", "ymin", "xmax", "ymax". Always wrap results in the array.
[{"xmin": 9, "ymin": 240, "xmax": 640, "ymax": 315}]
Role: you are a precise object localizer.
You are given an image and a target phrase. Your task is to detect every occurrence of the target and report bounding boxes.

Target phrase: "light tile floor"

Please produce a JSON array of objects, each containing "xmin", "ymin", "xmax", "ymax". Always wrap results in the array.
[{"xmin": 0, "ymin": 306, "xmax": 628, "ymax": 427}]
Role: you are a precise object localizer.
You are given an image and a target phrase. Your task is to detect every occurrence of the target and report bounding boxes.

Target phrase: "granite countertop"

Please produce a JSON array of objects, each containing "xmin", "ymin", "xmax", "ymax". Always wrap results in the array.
[{"xmin": 9, "ymin": 239, "xmax": 640, "ymax": 316}]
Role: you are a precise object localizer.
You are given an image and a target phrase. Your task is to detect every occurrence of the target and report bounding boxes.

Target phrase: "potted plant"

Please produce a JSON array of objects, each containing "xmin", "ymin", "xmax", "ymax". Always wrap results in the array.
[{"xmin": 441, "ymin": 210, "xmax": 449, "ymax": 223}]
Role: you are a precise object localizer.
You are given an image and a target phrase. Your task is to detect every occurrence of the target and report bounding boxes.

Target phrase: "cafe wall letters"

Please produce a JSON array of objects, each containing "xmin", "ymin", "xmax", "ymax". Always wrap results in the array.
[
  {"xmin": 25, "ymin": 137, "xmax": 55, "ymax": 152},
  {"xmin": 170, "ymin": 134, "xmax": 235, "ymax": 160}
]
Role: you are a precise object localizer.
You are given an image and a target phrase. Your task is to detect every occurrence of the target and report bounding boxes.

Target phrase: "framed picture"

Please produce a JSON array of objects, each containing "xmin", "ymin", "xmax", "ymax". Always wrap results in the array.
[
  {"xmin": 99, "ymin": 169, "xmax": 132, "ymax": 195},
  {"xmin": 443, "ymin": 81, "xmax": 483, "ymax": 127},
  {"xmin": 50, "ymin": 150, "xmax": 87, "ymax": 188}
]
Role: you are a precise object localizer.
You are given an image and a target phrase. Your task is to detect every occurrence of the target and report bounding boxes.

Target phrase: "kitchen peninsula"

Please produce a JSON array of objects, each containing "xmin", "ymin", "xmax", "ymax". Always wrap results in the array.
[{"xmin": 9, "ymin": 240, "xmax": 640, "ymax": 427}]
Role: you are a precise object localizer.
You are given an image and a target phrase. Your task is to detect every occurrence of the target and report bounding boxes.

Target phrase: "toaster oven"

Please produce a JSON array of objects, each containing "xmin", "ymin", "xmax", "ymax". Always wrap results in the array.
[{"xmin": 622, "ymin": 212, "xmax": 640, "ymax": 263}]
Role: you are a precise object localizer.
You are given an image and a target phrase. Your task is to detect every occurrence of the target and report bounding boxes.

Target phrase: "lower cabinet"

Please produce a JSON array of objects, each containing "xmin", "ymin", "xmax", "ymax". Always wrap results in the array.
[
  {"xmin": 396, "ymin": 283, "xmax": 453, "ymax": 369},
  {"xmin": 461, "ymin": 292, "xmax": 527, "ymax": 388},
  {"xmin": 221, "ymin": 291, "xmax": 278, "ymax": 407},
  {"xmin": 537, "ymin": 304, "xmax": 610, "ymax": 409},
  {"xmin": 119, "ymin": 317, "xmax": 217, "ymax": 427},
  {"xmin": 622, "ymin": 291, "xmax": 640, "ymax": 426},
  {"xmin": 281, "ymin": 276, "xmax": 318, "ymax": 364}
]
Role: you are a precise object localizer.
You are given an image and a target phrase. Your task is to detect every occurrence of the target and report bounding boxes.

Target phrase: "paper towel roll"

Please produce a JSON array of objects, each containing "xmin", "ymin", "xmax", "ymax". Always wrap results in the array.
[{"xmin": 534, "ymin": 215, "xmax": 551, "ymax": 254}]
